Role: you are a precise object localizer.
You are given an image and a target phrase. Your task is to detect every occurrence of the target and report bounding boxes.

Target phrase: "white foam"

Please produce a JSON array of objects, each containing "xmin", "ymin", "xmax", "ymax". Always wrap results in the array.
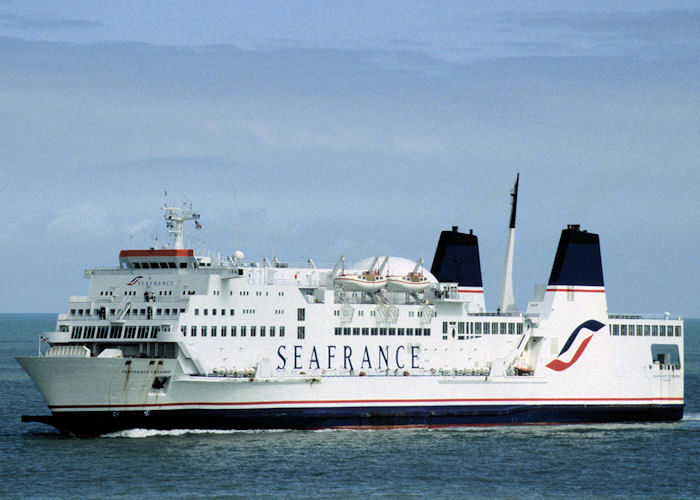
[
  {"xmin": 101, "ymin": 428, "xmax": 286, "ymax": 438},
  {"xmin": 682, "ymin": 412, "xmax": 700, "ymax": 422}
]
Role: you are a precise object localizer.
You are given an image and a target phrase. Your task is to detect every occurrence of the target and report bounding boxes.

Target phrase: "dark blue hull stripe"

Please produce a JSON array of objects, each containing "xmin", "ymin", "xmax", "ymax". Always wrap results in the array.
[{"xmin": 23, "ymin": 404, "xmax": 684, "ymax": 437}]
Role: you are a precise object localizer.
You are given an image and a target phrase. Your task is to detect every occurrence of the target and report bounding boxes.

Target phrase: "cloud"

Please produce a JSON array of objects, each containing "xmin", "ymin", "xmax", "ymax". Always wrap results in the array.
[
  {"xmin": 125, "ymin": 218, "xmax": 153, "ymax": 235},
  {"xmin": 46, "ymin": 204, "xmax": 114, "ymax": 241},
  {"xmin": 0, "ymin": 14, "xmax": 100, "ymax": 31}
]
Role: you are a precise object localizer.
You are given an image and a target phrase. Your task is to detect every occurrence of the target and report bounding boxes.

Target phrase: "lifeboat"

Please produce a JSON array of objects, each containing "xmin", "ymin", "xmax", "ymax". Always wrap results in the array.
[
  {"xmin": 385, "ymin": 257, "xmax": 430, "ymax": 293},
  {"xmin": 334, "ymin": 269, "xmax": 387, "ymax": 292},
  {"xmin": 386, "ymin": 271, "xmax": 430, "ymax": 293}
]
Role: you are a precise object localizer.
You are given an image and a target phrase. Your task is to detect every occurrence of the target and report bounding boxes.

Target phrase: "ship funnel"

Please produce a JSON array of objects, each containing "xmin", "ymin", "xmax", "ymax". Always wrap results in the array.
[
  {"xmin": 548, "ymin": 225, "xmax": 604, "ymax": 287},
  {"xmin": 430, "ymin": 228, "xmax": 483, "ymax": 288}
]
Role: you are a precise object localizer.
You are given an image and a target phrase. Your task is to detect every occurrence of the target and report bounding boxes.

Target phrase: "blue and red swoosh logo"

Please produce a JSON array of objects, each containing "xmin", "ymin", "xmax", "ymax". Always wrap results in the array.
[
  {"xmin": 546, "ymin": 319, "xmax": 605, "ymax": 372},
  {"xmin": 127, "ymin": 276, "xmax": 143, "ymax": 286}
]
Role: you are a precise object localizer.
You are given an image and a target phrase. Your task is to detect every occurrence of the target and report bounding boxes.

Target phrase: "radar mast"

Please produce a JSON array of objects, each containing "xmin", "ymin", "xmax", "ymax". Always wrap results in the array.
[{"xmin": 162, "ymin": 203, "xmax": 200, "ymax": 249}]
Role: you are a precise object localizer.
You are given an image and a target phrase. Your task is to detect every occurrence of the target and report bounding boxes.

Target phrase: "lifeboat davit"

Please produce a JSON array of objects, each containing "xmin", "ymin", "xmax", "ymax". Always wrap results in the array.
[
  {"xmin": 386, "ymin": 272, "xmax": 430, "ymax": 293},
  {"xmin": 334, "ymin": 270, "xmax": 387, "ymax": 292}
]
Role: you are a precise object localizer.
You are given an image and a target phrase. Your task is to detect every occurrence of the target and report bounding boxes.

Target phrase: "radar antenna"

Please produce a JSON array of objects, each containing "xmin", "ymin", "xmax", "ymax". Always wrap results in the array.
[{"xmin": 161, "ymin": 202, "xmax": 200, "ymax": 249}]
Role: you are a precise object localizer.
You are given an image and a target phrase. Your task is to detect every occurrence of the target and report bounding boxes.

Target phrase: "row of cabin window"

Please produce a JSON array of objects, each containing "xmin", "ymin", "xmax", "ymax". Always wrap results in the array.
[
  {"xmin": 69, "ymin": 325, "xmax": 166, "ymax": 339},
  {"xmin": 70, "ymin": 307, "xmax": 185, "ymax": 317},
  {"xmin": 334, "ymin": 327, "xmax": 431, "ymax": 337},
  {"xmin": 132, "ymin": 262, "xmax": 188, "ymax": 269},
  {"xmin": 194, "ymin": 308, "xmax": 238, "ymax": 316},
  {"xmin": 442, "ymin": 321, "xmax": 523, "ymax": 337},
  {"xmin": 610, "ymin": 324, "xmax": 681, "ymax": 337},
  {"xmin": 334, "ymin": 310, "xmax": 427, "ymax": 318},
  {"xmin": 182, "ymin": 325, "xmax": 287, "ymax": 338},
  {"xmin": 192, "ymin": 307, "xmax": 299, "ymax": 318}
]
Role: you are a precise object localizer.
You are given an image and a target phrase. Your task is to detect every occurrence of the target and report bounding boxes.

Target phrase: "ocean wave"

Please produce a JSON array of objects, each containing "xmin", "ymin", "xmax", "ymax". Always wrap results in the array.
[
  {"xmin": 101, "ymin": 428, "xmax": 287, "ymax": 438},
  {"xmin": 682, "ymin": 412, "xmax": 700, "ymax": 422}
]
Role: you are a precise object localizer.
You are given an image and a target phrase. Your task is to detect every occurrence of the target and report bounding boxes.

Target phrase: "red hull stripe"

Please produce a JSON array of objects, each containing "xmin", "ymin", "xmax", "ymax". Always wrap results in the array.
[
  {"xmin": 50, "ymin": 397, "xmax": 683, "ymax": 410},
  {"xmin": 119, "ymin": 249, "xmax": 194, "ymax": 257},
  {"xmin": 546, "ymin": 287, "xmax": 605, "ymax": 293},
  {"xmin": 457, "ymin": 289, "xmax": 484, "ymax": 294}
]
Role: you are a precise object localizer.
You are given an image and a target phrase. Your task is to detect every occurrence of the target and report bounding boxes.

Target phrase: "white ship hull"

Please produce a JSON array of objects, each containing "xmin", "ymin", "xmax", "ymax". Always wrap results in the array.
[{"xmin": 18, "ymin": 328, "xmax": 683, "ymax": 436}]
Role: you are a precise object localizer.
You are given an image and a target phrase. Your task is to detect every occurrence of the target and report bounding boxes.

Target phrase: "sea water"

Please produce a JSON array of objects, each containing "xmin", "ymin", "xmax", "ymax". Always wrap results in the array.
[{"xmin": 1, "ymin": 314, "xmax": 698, "ymax": 499}]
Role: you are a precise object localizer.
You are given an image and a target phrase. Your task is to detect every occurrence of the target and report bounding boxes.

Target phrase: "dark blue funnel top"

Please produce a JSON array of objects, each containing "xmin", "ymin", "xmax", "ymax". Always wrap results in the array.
[
  {"xmin": 430, "ymin": 226, "xmax": 483, "ymax": 287},
  {"xmin": 548, "ymin": 225, "xmax": 605, "ymax": 287}
]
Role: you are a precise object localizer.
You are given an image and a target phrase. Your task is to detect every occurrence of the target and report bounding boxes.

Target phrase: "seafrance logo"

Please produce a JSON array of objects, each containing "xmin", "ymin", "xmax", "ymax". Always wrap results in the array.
[
  {"xmin": 127, "ymin": 276, "xmax": 143, "ymax": 286},
  {"xmin": 546, "ymin": 319, "xmax": 605, "ymax": 372}
]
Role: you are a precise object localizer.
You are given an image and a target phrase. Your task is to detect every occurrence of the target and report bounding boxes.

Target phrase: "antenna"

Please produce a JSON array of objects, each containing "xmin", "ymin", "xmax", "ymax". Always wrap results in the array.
[
  {"xmin": 498, "ymin": 173, "xmax": 519, "ymax": 313},
  {"xmin": 161, "ymin": 202, "xmax": 200, "ymax": 249}
]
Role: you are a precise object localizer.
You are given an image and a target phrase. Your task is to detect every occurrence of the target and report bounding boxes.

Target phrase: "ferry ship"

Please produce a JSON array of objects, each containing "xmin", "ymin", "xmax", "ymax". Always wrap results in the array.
[{"xmin": 18, "ymin": 178, "xmax": 684, "ymax": 436}]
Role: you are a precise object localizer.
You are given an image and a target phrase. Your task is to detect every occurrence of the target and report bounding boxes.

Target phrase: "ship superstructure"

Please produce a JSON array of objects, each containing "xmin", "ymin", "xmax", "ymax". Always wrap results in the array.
[{"xmin": 18, "ymin": 183, "xmax": 684, "ymax": 436}]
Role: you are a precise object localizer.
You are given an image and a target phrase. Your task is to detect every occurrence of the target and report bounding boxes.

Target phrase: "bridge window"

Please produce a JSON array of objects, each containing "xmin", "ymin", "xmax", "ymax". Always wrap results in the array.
[
  {"xmin": 231, "ymin": 326, "xmax": 237, "ymax": 337},
  {"xmin": 96, "ymin": 326, "xmax": 108, "ymax": 339},
  {"xmin": 270, "ymin": 326, "xmax": 275, "ymax": 337},
  {"xmin": 109, "ymin": 325, "xmax": 123, "ymax": 339},
  {"xmin": 71, "ymin": 326, "xmax": 82, "ymax": 339},
  {"xmin": 297, "ymin": 326, "xmax": 305, "ymax": 339},
  {"xmin": 297, "ymin": 308, "xmax": 305, "ymax": 321},
  {"xmin": 675, "ymin": 326, "xmax": 681, "ymax": 337},
  {"xmin": 280, "ymin": 326, "xmax": 285, "ymax": 337},
  {"xmin": 260, "ymin": 326, "xmax": 265, "ymax": 337},
  {"xmin": 362, "ymin": 328, "xmax": 369, "ymax": 336},
  {"xmin": 240, "ymin": 326, "xmax": 246, "ymax": 337},
  {"xmin": 612, "ymin": 324, "xmax": 619, "ymax": 336},
  {"xmin": 371, "ymin": 328, "xmax": 378, "ymax": 336},
  {"xmin": 190, "ymin": 326, "xmax": 197, "ymax": 337},
  {"xmin": 211, "ymin": 326, "xmax": 217, "ymax": 337}
]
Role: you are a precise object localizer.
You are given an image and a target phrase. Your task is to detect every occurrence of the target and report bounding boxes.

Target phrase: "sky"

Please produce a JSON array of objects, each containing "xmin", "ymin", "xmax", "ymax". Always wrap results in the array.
[{"xmin": 0, "ymin": 1, "xmax": 698, "ymax": 315}]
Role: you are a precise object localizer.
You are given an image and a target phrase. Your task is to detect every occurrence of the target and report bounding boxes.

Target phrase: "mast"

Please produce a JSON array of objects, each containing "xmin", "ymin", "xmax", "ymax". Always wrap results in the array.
[
  {"xmin": 498, "ymin": 174, "xmax": 519, "ymax": 313},
  {"xmin": 162, "ymin": 203, "xmax": 200, "ymax": 249}
]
